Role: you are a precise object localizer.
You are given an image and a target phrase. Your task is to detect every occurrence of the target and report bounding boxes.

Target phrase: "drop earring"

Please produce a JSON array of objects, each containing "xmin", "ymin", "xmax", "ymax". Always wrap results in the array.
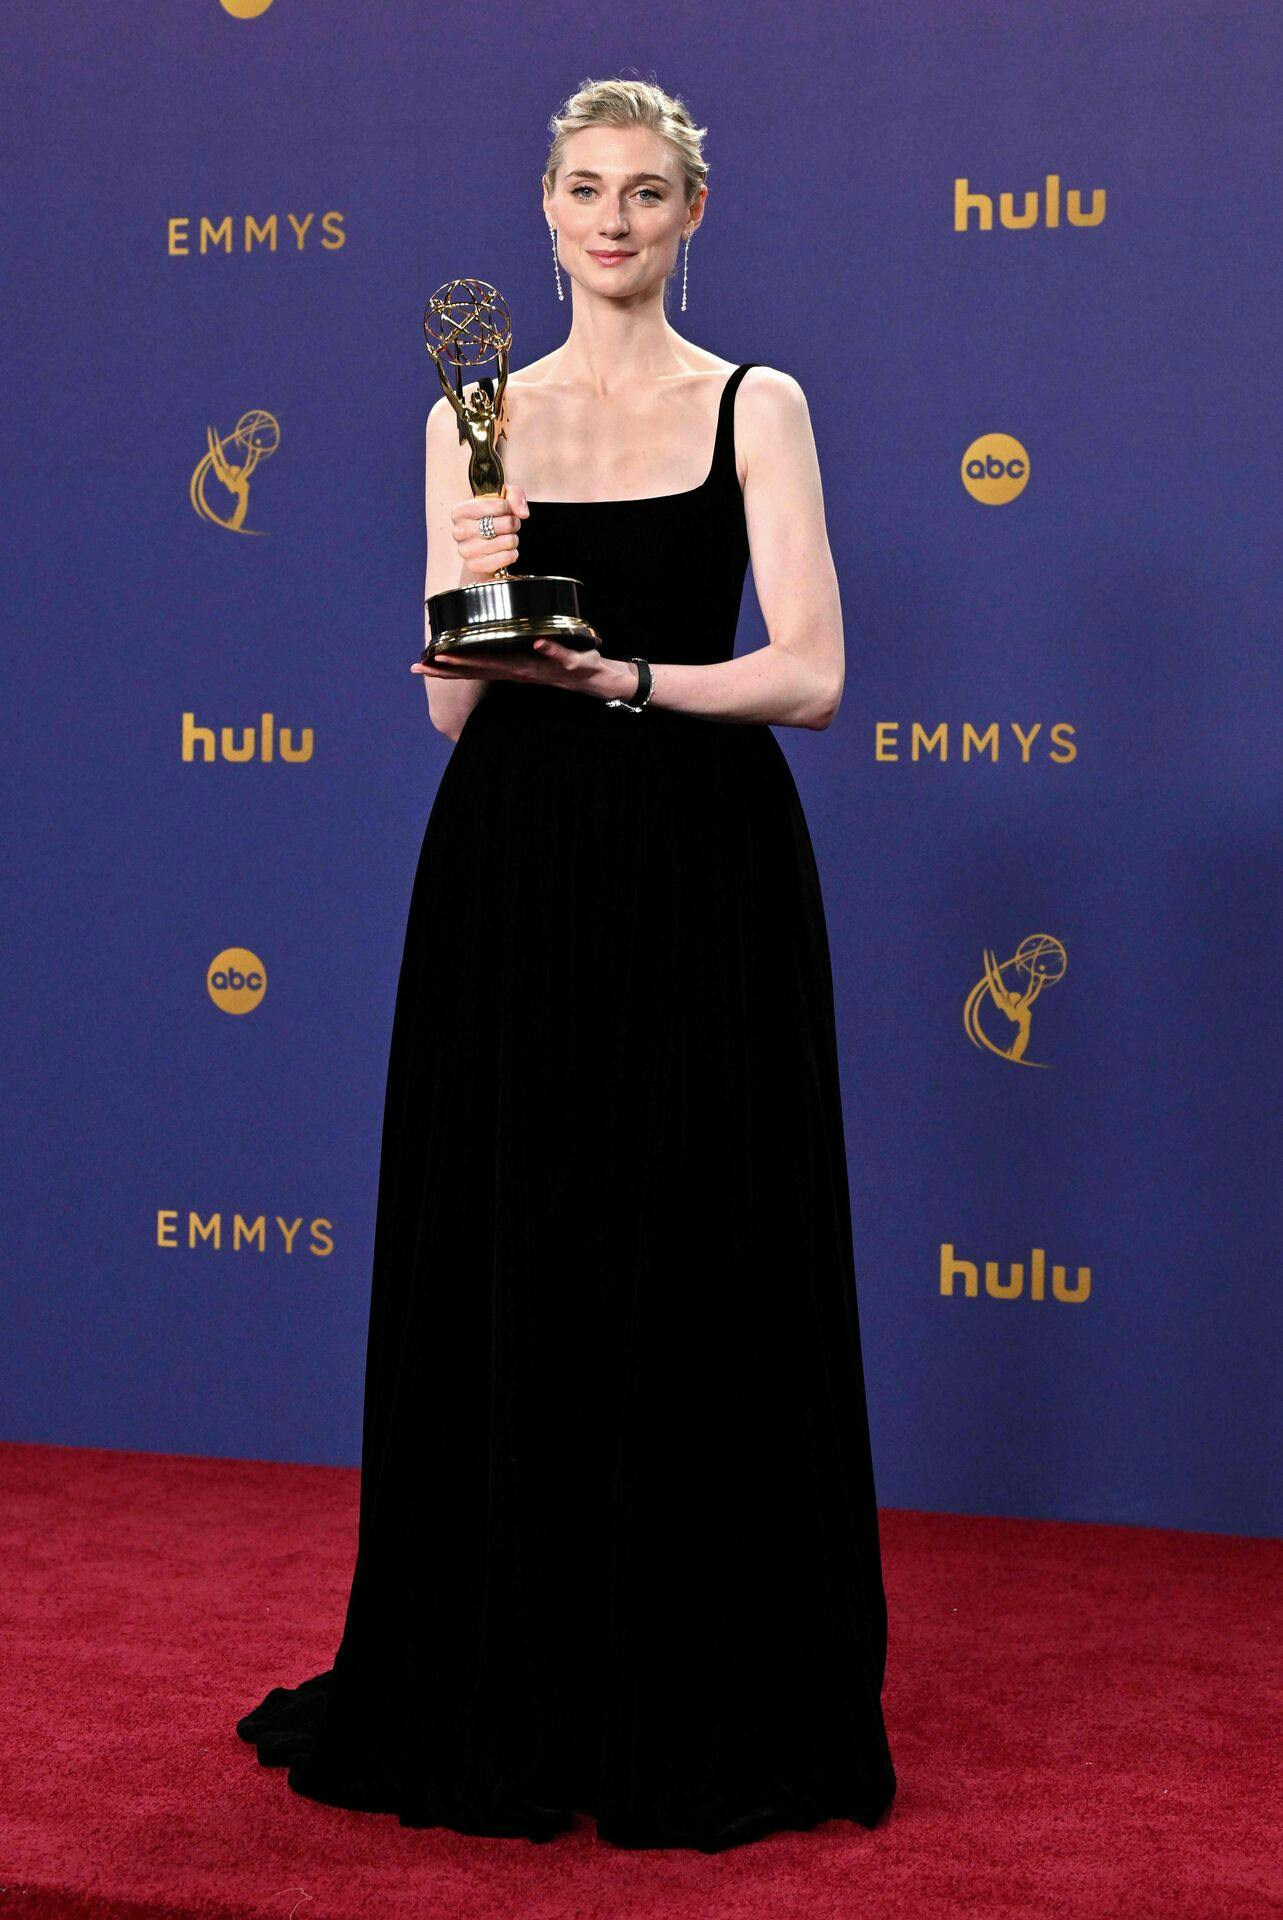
[
  {"xmin": 680, "ymin": 230, "xmax": 691, "ymax": 311},
  {"xmin": 549, "ymin": 224, "xmax": 564, "ymax": 302}
]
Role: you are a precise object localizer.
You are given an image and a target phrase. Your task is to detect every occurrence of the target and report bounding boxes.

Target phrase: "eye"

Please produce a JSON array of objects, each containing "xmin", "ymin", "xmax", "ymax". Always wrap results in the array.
[{"xmin": 568, "ymin": 185, "xmax": 664, "ymax": 202}]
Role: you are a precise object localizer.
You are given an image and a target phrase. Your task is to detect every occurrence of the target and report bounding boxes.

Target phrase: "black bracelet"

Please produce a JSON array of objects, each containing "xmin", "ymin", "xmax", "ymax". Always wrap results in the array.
[{"xmin": 605, "ymin": 656, "xmax": 653, "ymax": 713}]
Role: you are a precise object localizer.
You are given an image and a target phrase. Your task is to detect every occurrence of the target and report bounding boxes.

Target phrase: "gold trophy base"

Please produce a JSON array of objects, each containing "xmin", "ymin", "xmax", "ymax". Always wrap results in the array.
[{"xmin": 423, "ymin": 573, "xmax": 600, "ymax": 662}]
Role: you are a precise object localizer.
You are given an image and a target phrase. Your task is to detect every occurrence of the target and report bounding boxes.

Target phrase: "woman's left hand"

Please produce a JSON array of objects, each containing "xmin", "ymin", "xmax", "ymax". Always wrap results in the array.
[{"xmin": 412, "ymin": 637, "xmax": 610, "ymax": 694}]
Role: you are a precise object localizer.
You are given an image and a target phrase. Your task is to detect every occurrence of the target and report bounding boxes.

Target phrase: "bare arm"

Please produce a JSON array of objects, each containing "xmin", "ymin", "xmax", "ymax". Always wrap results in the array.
[
  {"xmin": 630, "ymin": 368, "xmax": 845, "ymax": 729},
  {"xmin": 422, "ymin": 396, "xmax": 492, "ymax": 741}
]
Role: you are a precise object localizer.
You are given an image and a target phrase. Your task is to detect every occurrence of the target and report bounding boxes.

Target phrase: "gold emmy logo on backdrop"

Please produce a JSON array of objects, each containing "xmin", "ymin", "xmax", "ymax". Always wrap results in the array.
[
  {"xmin": 190, "ymin": 410, "xmax": 280, "ymax": 533},
  {"xmin": 207, "ymin": 948, "xmax": 267, "ymax": 1013},
  {"xmin": 954, "ymin": 174, "xmax": 1106, "ymax": 231},
  {"xmin": 156, "ymin": 1211, "xmax": 335, "ymax": 1256},
  {"xmin": 168, "ymin": 213, "xmax": 345, "ymax": 255},
  {"xmin": 939, "ymin": 1244, "xmax": 1091, "ymax": 1304},
  {"xmin": 421, "ymin": 277, "xmax": 600, "ymax": 658},
  {"xmin": 874, "ymin": 721, "xmax": 1077, "ymax": 762},
  {"xmin": 963, "ymin": 934, "xmax": 1067, "ymax": 1067},
  {"xmin": 961, "ymin": 434, "xmax": 1030, "ymax": 504}
]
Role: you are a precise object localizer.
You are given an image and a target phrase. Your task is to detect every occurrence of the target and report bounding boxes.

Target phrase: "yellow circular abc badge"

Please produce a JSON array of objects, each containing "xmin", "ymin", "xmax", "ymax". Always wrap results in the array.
[
  {"xmin": 961, "ymin": 433, "xmax": 1030, "ymax": 504},
  {"xmin": 220, "ymin": 0, "xmax": 276, "ymax": 17},
  {"xmin": 207, "ymin": 948, "xmax": 267, "ymax": 1013}
]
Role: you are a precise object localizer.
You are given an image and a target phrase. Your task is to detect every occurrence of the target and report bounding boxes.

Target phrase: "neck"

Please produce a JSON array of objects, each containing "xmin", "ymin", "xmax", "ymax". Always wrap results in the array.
[{"xmin": 553, "ymin": 288, "xmax": 693, "ymax": 396}]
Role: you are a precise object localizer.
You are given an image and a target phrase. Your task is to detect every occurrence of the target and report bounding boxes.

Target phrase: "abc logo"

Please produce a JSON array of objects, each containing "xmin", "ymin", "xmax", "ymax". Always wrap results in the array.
[
  {"xmin": 207, "ymin": 948, "xmax": 267, "ymax": 1014},
  {"xmin": 961, "ymin": 434, "xmax": 1030, "ymax": 504}
]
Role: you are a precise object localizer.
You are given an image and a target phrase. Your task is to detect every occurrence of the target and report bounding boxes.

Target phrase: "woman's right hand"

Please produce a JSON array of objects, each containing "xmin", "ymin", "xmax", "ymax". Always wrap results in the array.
[{"xmin": 453, "ymin": 485, "xmax": 530, "ymax": 579}]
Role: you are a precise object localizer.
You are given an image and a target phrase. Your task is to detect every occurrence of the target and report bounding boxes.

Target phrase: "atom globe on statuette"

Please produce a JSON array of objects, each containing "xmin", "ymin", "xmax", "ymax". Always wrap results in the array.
[{"xmin": 421, "ymin": 277, "xmax": 600, "ymax": 661}]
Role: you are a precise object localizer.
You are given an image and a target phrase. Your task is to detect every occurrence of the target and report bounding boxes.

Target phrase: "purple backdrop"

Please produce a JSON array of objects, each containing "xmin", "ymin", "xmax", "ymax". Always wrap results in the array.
[{"xmin": 5, "ymin": 1, "xmax": 1280, "ymax": 1536}]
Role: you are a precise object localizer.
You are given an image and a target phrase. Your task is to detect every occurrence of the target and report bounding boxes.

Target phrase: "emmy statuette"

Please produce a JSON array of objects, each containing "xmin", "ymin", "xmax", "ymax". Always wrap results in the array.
[{"xmin": 422, "ymin": 279, "xmax": 600, "ymax": 660}]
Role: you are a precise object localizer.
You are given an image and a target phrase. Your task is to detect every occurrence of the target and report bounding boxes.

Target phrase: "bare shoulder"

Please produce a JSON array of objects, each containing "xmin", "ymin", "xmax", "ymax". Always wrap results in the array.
[
  {"xmin": 425, "ymin": 390, "xmax": 457, "ymax": 440},
  {"xmin": 734, "ymin": 366, "xmax": 814, "ymax": 486},
  {"xmin": 738, "ymin": 363, "xmax": 810, "ymax": 424}
]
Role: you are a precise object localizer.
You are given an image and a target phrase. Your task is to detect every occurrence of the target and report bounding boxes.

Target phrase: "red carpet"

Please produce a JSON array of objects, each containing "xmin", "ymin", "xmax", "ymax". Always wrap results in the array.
[{"xmin": 0, "ymin": 1441, "xmax": 1278, "ymax": 1920}]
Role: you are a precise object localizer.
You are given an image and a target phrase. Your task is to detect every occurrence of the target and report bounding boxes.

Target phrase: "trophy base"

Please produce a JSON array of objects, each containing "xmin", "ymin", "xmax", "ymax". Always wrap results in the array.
[
  {"xmin": 424, "ymin": 573, "xmax": 600, "ymax": 662},
  {"xmin": 423, "ymin": 612, "xmax": 600, "ymax": 661}
]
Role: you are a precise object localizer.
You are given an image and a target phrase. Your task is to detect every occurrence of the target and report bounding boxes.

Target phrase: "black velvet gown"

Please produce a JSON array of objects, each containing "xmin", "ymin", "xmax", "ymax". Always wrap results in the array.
[{"xmin": 236, "ymin": 362, "xmax": 898, "ymax": 1851}]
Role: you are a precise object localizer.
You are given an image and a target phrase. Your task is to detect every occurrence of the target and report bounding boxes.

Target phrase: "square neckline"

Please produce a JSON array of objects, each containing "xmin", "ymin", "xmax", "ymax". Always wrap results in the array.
[{"xmin": 522, "ymin": 363, "xmax": 745, "ymax": 508}]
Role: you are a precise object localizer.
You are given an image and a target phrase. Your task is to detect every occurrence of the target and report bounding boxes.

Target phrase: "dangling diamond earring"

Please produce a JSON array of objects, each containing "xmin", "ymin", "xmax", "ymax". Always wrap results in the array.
[
  {"xmin": 549, "ymin": 224, "xmax": 564, "ymax": 302},
  {"xmin": 680, "ymin": 230, "xmax": 691, "ymax": 312}
]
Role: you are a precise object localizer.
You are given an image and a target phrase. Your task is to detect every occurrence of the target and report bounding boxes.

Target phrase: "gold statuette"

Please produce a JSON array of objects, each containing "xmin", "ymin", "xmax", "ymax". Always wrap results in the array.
[{"xmin": 422, "ymin": 278, "xmax": 600, "ymax": 659}]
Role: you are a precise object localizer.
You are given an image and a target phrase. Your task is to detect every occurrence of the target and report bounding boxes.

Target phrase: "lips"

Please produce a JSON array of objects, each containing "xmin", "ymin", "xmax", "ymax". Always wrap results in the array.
[{"xmin": 588, "ymin": 250, "xmax": 635, "ymax": 263}]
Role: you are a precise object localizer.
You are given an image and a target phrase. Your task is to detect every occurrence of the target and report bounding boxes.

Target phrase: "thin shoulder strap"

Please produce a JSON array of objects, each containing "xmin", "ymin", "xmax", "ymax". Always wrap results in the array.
[{"xmin": 712, "ymin": 363, "xmax": 756, "ymax": 483}]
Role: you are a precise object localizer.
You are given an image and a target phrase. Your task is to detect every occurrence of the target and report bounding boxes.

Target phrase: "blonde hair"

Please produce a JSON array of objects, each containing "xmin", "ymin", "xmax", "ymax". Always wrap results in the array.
[{"xmin": 544, "ymin": 74, "xmax": 709, "ymax": 210}]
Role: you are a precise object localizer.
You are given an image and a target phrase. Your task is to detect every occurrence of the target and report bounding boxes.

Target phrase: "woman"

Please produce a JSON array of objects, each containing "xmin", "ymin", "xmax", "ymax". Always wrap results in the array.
[{"xmin": 237, "ymin": 75, "xmax": 897, "ymax": 1853}]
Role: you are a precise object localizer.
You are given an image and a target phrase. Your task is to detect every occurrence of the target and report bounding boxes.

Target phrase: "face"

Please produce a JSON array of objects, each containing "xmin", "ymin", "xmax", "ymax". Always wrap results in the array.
[{"xmin": 543, "ymin": 124, "xmax": 705, "ymax": 298}]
